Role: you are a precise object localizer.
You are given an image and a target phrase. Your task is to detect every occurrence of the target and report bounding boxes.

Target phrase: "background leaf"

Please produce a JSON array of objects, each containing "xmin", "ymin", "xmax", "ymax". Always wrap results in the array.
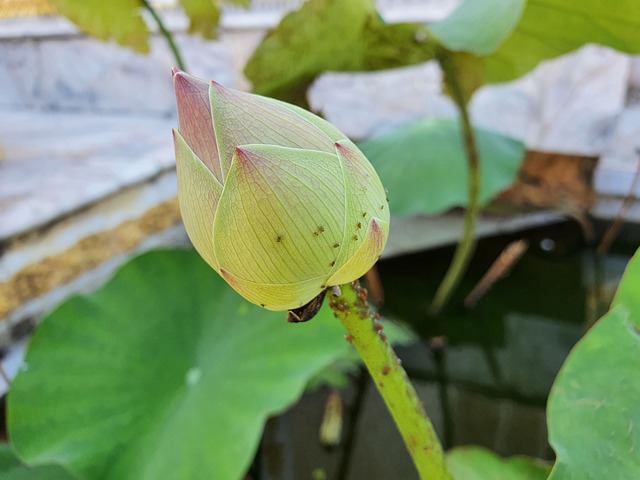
[
  {"xmin": 358, "ymin": 118, "xmax": 526, "ymax": 216},
  {"xmin": 244, "ymin": 0, "xmax": 433, "ymax": 105},
  {"xmin": 0, "ymin": 444, "xmax": 76, "ymax": 480},
  {"xmin": 429, "ymin": 0, "xmax": 526, "ymax": 56},
  {"xmin": 546, "ymin": 249, "xmax": 640, "ymax": 479},
  {"xmin": 447, "ymin": 446, "xmax": 551, "ymax": 480},
  {"xmin": 447, "ymin": 447, "xmax": 550, "ymax": 480},
  {"xmin": 52, "ymin": 0, "xmax": 149, "ymax": 53},
  {"xmin": 8, "ymin": 249, "xmax": 354, "ymax": 480},
  {"xmin": 484, "ymin": 0, "xmax": 640, "ymax": 83},
  {"xmin": 611, "ymin": 248, "xmax": 640, "ymax": 315},
  {"xmin": 179, "ymin": 0, "xmax": 221, "ymax": 39}
]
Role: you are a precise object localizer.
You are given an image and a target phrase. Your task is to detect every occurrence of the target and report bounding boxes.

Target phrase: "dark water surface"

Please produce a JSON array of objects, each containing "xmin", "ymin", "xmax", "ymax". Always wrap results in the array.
[{"xmin": 378, "ymin": 220, "xmax": 633, "ymax": 456}]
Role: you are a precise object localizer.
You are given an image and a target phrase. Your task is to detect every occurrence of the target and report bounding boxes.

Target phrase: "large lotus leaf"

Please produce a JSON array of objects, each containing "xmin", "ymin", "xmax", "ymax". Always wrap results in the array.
[
  {"xmin": 611, "ymin": 247, "xmax": 640, "ymax": 315},
  {"xmin": 8, "ymin": 249, "xmax": 354, "ymax": 480},
  {"xmin": 243, "ymin": 0, "xmax": 433, "ymax": 105},
  {"xmin": 0, "ymin": 444, "xmax": 76, "ymax": 480},
  {"xmin": 357, "ymin": 118, "xmax": 525, "ymax": 216},
  {"xmin": 546, "ymin": 249, "xmax": 640, "ymax": 479},
  {"xmin": 429, "ymin": 0, "xmax": 526, "ymax": 56},
  {"xmin": 484, "ymin": 0, "xmax": 640, "ymax": 83},
  {"xmin": 447, "ymin": 446, "xmax": 551, "ymax": 480},
  {"xmin": 52, "ymin": 0, "xmax": 149, "ymax": 53}
]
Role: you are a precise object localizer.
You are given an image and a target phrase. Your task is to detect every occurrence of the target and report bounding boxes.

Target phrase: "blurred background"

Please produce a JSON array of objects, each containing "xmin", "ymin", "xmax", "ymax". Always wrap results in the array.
[{"xmin": 1, "ymin": 1, "xmax": 639, "ymax": 478}]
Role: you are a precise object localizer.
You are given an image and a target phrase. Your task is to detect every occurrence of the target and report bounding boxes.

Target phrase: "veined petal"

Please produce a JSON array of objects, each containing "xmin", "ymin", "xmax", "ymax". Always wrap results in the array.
[
  {"xmin": 220, "ymin": 268, "xmax": 326, "ymax": 311},
  {"xmin": 213, "ymin": 145, "xmax": 346, "ymax": 286},
  {"xmin": 209, "ymin": 81, "xmax": 336, "ymax": 178},
  {"xmin": 327, "ymin": 217, "xmax": 389, "ymax": 286},
  {"xmin": 270, "ymin": 98, "xmax": 346, "ymax": 142},
  {"xmin": 332, "ymin": 140, "xmax": 390, "ymax": 274},
  {"xmin": 174, "ymin": 129, "xmax": 222, "ymax": 271},
  {"xmin": 173, "ymin": 70, "xmax": 223, "ymax": 182}
]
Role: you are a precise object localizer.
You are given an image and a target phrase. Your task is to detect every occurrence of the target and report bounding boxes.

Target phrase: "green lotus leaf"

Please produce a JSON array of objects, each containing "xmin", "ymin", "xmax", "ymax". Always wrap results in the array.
[{"xmin": 8, "ymin": 250, "xmax": 355, "ymax": 480}]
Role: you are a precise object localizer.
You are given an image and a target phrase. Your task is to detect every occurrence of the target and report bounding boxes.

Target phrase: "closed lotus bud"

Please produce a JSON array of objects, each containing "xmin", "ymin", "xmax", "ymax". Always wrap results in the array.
[{"xmin": 172, "ymin": 69, "xmax": 390, "ymax": 312}]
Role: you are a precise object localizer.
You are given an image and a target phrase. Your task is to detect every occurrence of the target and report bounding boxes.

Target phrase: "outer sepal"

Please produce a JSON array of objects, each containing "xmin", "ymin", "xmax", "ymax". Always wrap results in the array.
[
  {"xmin": 209, "ymin": 81, "xmax": 336, "ymax": 178},
  {"xmin": 327, "ymin": 217, "xmax": 389, "ymax": 285},
  {"xmin": 219, "ymin": 268, "xmax": 326, "ymax": 311},
  {"xmin": 173, "ymin": 69, "xmax": 223, "ymax": 182},
  {"xmin": 173, "ymin": 129, "xmax": 222, "ymax": 271},
  {"xmin": 213, "ymin": 144, "xmax": 345, "ymax": 286},
  {"xmin": 331, "ymin": 140, "xmax": 390, "ymax": 275}
]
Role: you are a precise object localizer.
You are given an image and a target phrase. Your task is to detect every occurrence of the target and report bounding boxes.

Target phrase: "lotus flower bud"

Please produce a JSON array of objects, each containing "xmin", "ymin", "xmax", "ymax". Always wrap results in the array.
[{"xmin": 172, "ymin": 70, "xmax": 389, "ymax": 313}]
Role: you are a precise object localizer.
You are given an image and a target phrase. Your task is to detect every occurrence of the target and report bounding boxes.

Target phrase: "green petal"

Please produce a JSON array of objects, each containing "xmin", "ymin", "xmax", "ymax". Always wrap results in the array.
[
  {"xmin": 213, "ymin": 145, "xmax": 346, "ymax": 289},
  {"xmin": 219, "ymin": 268, "xmax": 326, "ymax": 311},
  {"xmin": 271, "ymin": 98, "xmax": 347, "ymax": 142},
  {"xmin": 174, "ymin": 129, "xmax": 222, "ymax": 271},
  {"xmin": 332, "ymin": 140, "xmax": 390, "ymax": 275},
  {"xmin": 173, "ymin": 71, "xmax": 223, "ymax": 182},
  {"xmin": 209, "ymin": 82, "xmax": 336, "ymax": 178},
  {"xmin": 327, "ymin": 217, "xmax": 389, "ymax": 286}
]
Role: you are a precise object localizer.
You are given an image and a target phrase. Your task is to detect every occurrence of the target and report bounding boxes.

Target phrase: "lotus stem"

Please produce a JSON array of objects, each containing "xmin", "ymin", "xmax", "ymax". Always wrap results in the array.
[
  {"xmin": 429, "ymin": 48, "xmax": 481, "ymax": 316},
  {"xmin": 329, "ymin": 282, "xmax": 451, "ymax": 480}
]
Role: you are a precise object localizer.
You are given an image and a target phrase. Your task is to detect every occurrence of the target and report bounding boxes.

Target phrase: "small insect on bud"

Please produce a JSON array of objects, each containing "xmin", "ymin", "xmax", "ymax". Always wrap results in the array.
[{"xmin": 173, "ymin": 70, "xmax": 389, "ymax": 314}]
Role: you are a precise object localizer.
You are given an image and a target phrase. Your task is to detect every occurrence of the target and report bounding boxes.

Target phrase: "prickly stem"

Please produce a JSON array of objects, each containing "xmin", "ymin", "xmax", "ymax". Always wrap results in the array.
[{"xmin": 329, "ymin": 282, "xmax": 451, "ymax": 480}]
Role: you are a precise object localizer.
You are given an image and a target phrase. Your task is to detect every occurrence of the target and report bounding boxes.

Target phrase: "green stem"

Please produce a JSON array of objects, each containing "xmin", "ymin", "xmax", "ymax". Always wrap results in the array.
[
  {"xmin": 140, "ymin": 0, "xmax": 187, "ymax": 71},
  {"xmin": 428, "ymin": 49, "xmax": 481, "ymax": 316},
  {"xmin": 329, "ymin": 282, "xmax": 451, "ymax": 480}
]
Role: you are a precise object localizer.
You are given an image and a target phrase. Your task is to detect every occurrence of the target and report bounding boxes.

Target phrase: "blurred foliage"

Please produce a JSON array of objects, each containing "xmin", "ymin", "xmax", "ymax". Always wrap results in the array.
[
  {"xmin": 447, "ymin": 447, "xmax": 551, "ymax": 480},
  {"xmin": 52, "ymin": 0, "xmax": 150, "ymax": 52},
  {"xmin": 429, "ymin": 0, "xmax": 526, "ymax": 56},
  {"xmin": 546, "ymin": 248, "xmax": 640, "ymax": 479},
  {"xmin": 51, "ymin": 0, "xmax": 247, "ymax": 54},
  {"xmin": 180, "ymin": 0, "xmax": 248, "ymax": 39},
  {"xmin": 358, "ymin": 119, "xmax": 525, "ymax": 216},
  {"xmin": 244, "ymin": 0, "xmax": 434, "ymax": 105},
  {"xmin": 481, "ymin": 0, "xmax": 640, "ymax": 83}
]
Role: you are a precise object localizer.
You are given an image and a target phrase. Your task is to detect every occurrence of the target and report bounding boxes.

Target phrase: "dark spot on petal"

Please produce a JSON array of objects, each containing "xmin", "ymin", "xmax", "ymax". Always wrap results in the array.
[
  {"xmin": 353, "ymin": 235, "xmax": 359, "ymax": 241},
  {"xmin": 318, "ymin": 226, "xmax": 325, "ymax": 233},
  {"xmin": 275, "ymin": 235, "xmax": 283, "ymax": 243},
  {"xmin": 329, "ymin": 260, "xmax": 336, "ymax": 267},
  {"xmin": 362, "ymin": 212, "xmax": 367, "ymax": 218},
  {"xmin": 356, "ymin": 222, "xmax": 362, "ymax": 229},
  {"xmin": 260, "ymin": 303, "xmax": 266, "ymax": 307},
  {"xmin": 333, "ymin": 243, "xmax": 340, "ymax": 248}
]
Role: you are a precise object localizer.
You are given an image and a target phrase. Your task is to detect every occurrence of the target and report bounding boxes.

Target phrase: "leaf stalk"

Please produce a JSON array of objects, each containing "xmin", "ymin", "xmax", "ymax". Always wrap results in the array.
[
  {"xmin": 140, "ymin": 0, "xmax": 187, "ymax": 71},
  {"xmin": 429, "ymin": 48, "xmax": 482, "ymax": 316}
]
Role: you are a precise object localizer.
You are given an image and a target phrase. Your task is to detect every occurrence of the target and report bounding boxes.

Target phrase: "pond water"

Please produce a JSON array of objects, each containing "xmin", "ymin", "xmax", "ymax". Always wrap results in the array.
[{"xmin": 378, "ymin": 220, "xmax": 631, "ymax": 457}]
